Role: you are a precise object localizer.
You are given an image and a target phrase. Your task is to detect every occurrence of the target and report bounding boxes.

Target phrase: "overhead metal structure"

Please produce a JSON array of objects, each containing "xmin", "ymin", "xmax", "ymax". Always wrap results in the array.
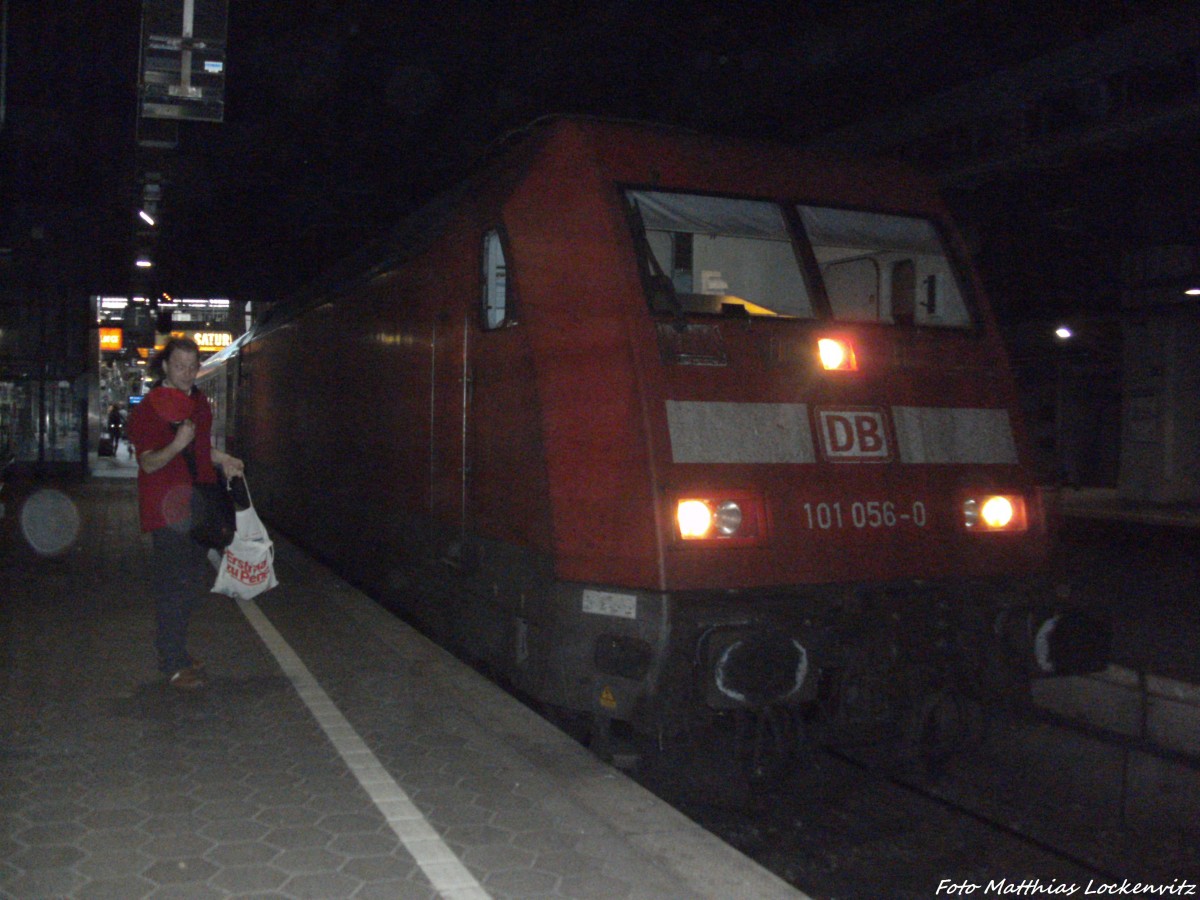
[
  {"xmin": 138, "ymin": 0, "xmax": 228, "ymax": 123},
  {"xmin": 1, "ymin": 0, "xmax": 8, "ymax": 133}
]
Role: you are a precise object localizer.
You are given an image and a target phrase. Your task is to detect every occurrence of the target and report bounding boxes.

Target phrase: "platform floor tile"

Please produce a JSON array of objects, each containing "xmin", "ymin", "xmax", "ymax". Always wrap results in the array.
[{"xmin": 1, "ymin": 479, "xmax": 801, "ymax": 899}]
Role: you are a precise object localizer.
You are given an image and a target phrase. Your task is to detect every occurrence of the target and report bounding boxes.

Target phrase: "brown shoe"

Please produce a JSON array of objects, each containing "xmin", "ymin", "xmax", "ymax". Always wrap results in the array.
[{"xmin": 168, "ymin": 667, "xmax": 207, "ymax": 690}]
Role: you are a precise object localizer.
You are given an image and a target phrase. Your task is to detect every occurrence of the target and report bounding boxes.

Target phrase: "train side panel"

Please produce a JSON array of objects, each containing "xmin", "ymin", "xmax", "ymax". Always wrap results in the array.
[
  {"xmin": 496, "ymin": 124, "xmax": 664, "ymax": 588},
  {"xmin": 239, "ymin": 268, "xmax": 438, "ymax": 592},
  {"xmin": 226, "ymin": 185, "xmax": 560, "ymax": 660}
]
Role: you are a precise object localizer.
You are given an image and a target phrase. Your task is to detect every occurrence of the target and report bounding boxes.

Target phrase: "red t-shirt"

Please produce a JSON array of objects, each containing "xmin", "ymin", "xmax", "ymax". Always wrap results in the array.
[{"xmin": 127, "ymin": 387, "xmax": 219, "ymax": 532}]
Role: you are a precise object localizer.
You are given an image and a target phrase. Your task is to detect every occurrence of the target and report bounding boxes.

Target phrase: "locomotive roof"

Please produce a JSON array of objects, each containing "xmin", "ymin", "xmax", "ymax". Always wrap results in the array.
[{"xmin": 244, "ymin": 115, "xmax": 936, "ymax": 341}]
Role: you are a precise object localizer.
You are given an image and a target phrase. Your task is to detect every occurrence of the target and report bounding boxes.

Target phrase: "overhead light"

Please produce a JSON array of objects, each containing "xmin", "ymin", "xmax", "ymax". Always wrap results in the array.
[
  {"xmin": 139, "ymin": 210, "xmax": 156, "ymax": 226},
  {"xmin": 1185, "ymin": 288, "xmax": 1200, "ymax": 296},
  {"xmin": 135, "ymin": 258, "xmax": 153, "ymax": 268},
  {"xmin": 1054, "ymin": 325, "xmax": 1073, "ymax": 340}
]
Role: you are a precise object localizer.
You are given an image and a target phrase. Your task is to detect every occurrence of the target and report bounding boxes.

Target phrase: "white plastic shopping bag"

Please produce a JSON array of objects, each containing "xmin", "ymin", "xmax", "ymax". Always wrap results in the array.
[{"xmin": 212, "ymin": 480, "xmax": 278, "ymax": 600}]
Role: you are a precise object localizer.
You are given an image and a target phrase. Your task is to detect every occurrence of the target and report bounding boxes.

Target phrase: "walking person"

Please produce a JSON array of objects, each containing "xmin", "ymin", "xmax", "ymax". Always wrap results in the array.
[
  {"xmin": 127, "ymin": 337, "xmax": 245, "ymax": 690},
  {"xmin": 106, "ymin": 403, "xmax": 124, "ymax": 456}
]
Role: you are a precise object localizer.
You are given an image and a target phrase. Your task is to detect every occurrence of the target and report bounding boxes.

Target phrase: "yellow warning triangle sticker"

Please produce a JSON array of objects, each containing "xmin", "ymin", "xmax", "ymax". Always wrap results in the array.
[{"xmin": 599, "ymin": 686, "xmax": 617, "ymax": 709}]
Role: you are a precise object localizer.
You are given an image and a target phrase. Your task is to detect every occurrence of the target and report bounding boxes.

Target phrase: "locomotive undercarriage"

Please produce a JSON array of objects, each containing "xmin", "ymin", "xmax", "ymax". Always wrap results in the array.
[
  {"xmin": 391, "ymin": 530, "xmax": 1110, "ymax": 775},
  {"xmin": 632, "ymin": 584, "xmax": 980, "ymax": 774},
  {"xmin": 610, "ymin": 590, "xmax": 1099, "ymax": 776},
  {"xmin": 674, "ymin": 580, "xmax": 1111, "ymax": 777}
]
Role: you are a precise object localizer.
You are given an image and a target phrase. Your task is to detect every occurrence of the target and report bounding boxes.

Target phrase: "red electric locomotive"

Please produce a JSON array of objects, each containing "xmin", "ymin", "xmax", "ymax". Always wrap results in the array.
[{"xmin": 201, "ymin": 117, "xmax": 1105, "ymax": 762}]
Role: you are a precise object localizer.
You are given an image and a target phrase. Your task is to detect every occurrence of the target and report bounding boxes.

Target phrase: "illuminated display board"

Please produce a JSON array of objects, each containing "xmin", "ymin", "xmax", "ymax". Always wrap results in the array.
[
  {"xmin": 155, "ymin": 330, "xmax": 233, "ymax": 354},
  {"xmin": 99, "ymin": 328, "xmax": 123, "ymax": 351},
  {"xmin": 190, "ymin": 331, "xmax": 232, "ymax": 353}
]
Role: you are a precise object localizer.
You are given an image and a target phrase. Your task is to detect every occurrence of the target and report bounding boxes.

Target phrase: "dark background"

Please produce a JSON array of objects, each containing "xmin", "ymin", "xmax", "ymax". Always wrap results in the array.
[{"xmin": 2, "ymin": 1, "xmax": 1198, "ymax": 346}]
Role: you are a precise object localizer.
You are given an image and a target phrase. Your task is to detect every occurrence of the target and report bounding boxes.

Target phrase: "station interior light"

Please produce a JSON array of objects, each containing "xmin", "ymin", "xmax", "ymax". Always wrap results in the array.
[
  {"xmin": 135, "ymin": 258, "xmax": 153, "ymax": 268},
  {"xmin": 139, "ymin": 210, "xmax": 156, "ymax": 226},
  {"xmin": 1054, "ymin": 325, "xmax": 1073, "ymax": 340}
]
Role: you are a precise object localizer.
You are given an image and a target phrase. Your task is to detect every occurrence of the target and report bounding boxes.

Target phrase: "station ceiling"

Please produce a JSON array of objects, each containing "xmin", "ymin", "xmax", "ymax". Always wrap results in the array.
[{"xmin": 2, "ymin": 1, "xmax": 1198, "ymax": 328}]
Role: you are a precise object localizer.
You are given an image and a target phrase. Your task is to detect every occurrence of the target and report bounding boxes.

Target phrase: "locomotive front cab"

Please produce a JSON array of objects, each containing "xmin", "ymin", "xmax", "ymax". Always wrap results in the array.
[
  {"xmin": 619, "ymin": 183, "xmax": 1071, "ymax": 733},
  {"xmin": 624, "ymin": 187, "xmax": 1043, "ymax": 580}
]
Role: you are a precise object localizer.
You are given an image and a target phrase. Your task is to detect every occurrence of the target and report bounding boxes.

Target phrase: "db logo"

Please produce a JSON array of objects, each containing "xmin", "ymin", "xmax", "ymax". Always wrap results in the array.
[{"xmin": 816, "ymin": 408, "xmax": 891, "ymax": 461}]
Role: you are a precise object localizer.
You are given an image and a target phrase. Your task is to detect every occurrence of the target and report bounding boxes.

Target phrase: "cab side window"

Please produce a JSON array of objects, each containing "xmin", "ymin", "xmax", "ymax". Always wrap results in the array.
[{"xmin": 481, "ymin": 230, "xmax": 515, "ymax": 330}]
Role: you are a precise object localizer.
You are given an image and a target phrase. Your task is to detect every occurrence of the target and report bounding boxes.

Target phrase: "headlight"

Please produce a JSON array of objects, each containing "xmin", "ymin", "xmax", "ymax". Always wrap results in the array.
[
  {"xmin": 980, "ymin": 496, "xmax": 1014, "ymax": 527},
  {"xmin": 714, "ymin": 501, "xmax": 743, "ymax": 535},
  {"xmin": 674, "ymin": 495, "xmax": 760, "ymax": 542},
  {"xmin": 963, "ymin": 494, "xmax": 1028, "ymax": 532},
  {"xmin": 677, "ymin": 499, "xmax": 714, "ymax": 538},
  {"xmin": 817, "ymin": 337, "xmax": 858, "ymax": 371}
]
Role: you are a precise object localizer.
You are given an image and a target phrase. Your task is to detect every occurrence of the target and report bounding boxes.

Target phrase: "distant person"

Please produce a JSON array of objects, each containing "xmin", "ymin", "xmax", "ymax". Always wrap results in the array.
[
  {"xmin": 106, "ymin": 403, "xmax": 124, "ymax": 453},
  {"xmin": 127, "ymin": 337, "xmax": 245, "ymax": 691}
]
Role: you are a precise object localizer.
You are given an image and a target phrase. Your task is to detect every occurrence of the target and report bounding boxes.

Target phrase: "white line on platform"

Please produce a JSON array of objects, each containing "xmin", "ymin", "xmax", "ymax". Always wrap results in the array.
[{"xmin": 237, "ymin": 597, "xmax": 492, "ymax": 900}]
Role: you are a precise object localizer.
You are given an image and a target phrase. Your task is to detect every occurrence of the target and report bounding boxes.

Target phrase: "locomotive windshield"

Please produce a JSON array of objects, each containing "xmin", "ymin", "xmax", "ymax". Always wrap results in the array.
[
  {"xmin": 627, "ymin": 190, "xmax": 816, "ymax": 318},
  {"xmin": 796, "ymin": 205, "xmax": 972, "ymax": 327},
  {"xmin": 626, "ymin": 189, "xmax": 973, "ymax": 327}
]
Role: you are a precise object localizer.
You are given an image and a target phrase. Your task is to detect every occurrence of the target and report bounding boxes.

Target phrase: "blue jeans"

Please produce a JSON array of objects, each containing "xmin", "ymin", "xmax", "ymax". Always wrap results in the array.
[{"xmin": 150, "ymin": 525, "xmax": 211, "ymax": 674}]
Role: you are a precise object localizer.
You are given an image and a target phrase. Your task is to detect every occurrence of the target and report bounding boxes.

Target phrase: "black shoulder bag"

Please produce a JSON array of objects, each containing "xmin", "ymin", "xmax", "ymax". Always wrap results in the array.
[{"xmin": 182, "ymin": 446, "xmax": 236, "ymax": 550}]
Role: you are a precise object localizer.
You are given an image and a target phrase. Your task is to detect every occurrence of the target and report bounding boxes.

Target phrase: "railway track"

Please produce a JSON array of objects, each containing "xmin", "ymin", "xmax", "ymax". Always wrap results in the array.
[{"xmin": 630, "ymin": 708, "xmax": 1200, "ymax": 899}]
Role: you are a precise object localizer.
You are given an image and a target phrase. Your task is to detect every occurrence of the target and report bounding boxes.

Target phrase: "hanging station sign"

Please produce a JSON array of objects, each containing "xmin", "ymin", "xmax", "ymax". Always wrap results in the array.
[{"xmin": 139, "ymin": 0, "xmax": 229, "ymax": 123}]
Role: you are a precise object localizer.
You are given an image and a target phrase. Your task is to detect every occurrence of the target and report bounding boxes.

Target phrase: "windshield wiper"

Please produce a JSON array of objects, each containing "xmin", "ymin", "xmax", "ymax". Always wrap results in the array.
[{"xmin": 629, "ymin": 200, "xmax": 687, "ymax": 329}]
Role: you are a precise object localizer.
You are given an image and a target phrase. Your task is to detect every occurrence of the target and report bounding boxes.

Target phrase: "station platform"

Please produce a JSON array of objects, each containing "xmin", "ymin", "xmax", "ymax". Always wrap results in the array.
[
  {"xmin": 0, "ymin": 466, "xmax": 802, "ymax": 900},
  {"xmin": 1038, "ymin": 487, "xmax": 1200, "ymax": 766},
  {"xmin": 1056, "ymin": 485, "xmax": 1200, "ymax": 530}
]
